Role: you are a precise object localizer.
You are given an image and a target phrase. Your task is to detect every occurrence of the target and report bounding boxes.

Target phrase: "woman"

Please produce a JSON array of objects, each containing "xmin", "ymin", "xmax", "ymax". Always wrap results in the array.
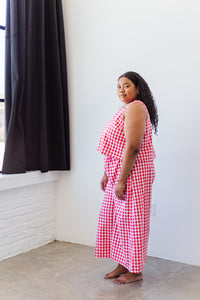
[{"xmin": 95, "ymin": 71, "xmax": 158, "ymax": 284}]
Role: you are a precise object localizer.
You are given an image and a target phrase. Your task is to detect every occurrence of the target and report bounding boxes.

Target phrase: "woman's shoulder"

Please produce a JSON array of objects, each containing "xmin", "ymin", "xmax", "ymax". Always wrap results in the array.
[
  {"xmin": 124, "ymin": 100, "xmax": 148, "ymax": 120},
  {"xmin": 128, "ymin": 100, "xmax": 147, "ymax": 109},
  {"xmin": 126, "ymin": 100, "xmax": 147, "ymax": 113}
]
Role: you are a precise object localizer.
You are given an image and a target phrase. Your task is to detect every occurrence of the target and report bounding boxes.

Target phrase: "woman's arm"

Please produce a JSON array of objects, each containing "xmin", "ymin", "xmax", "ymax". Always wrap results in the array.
[{"xmin": 115, "ymin": 102, "xmax": 147, "ymax": 200}]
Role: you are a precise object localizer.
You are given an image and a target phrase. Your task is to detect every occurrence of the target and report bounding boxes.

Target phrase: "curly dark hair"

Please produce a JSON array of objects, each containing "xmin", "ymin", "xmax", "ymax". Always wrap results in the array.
[{"xmin": 118, "ymin": 71, "xmax": 158, "ymax": 134}]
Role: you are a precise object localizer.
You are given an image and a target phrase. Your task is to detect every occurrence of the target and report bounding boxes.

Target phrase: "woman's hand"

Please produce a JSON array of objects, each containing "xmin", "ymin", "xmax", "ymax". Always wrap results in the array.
[
  {"xmin": 100, "ymin": 172, "xmax": 108, "ymax": 191},
  {"xmin": 115, "ymin": 181, "xmax": 126, "ymax": 200}
]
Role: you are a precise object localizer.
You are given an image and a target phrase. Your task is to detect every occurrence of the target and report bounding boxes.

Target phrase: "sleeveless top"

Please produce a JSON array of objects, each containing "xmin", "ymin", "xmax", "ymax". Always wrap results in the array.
[{"xmin": 97, "ymin": 100, "xmax": 156, "ymax": 162}]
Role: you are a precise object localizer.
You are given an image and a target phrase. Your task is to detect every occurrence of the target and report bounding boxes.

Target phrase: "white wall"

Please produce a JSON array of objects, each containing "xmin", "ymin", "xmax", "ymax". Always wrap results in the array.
[
  {"xmin": 56, "ymin": 0, "xmax": 200, "ymax": 265},
  {"xmin": 0, "ymin": 172, "xmax": 59, "ymax": 261}
]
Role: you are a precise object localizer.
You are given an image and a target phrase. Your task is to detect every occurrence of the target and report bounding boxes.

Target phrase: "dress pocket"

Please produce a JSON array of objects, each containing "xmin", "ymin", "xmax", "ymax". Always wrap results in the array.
[{"xmin": 113, "ymin": 193, "xmax": 126, "ymax": 226}]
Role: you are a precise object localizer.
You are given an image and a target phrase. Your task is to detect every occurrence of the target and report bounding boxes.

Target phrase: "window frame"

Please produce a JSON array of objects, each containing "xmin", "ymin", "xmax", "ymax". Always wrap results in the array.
[
  {"xmin": 0, "ymin": 21, "xmax": 6, "ymax": 171},
  {"xmin": 0, "ymin": 24, "xmax": 5, "ymax": 103}
]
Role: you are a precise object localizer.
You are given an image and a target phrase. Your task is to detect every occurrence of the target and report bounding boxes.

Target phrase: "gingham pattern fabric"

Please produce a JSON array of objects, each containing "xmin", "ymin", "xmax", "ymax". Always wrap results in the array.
[
  {"xmin": 97, "ymin": 100, "xmax": 156, "ymax": 162},
  {"xmin": 95, "ymin": 100, "xmax": 155, "ymax": 273}
]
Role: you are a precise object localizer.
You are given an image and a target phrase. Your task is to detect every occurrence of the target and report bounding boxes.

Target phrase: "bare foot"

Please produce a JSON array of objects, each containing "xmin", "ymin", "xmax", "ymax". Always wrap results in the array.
[
  {"xmin": 104, "ymin": 264, "xmax": 128, "ymax": 279},
  {"xmin": 113, "ymin": 272, "xmax": 143, "ymax": 284}
]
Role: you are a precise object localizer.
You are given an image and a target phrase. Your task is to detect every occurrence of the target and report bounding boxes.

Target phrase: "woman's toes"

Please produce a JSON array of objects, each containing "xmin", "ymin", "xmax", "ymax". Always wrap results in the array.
[
  {"xmin": 104, "ymin": 264, "xmax": 128, "ymax": 279},
  {"xmin": 113, "ymin": 272, "xmax": 143, "ymax": 284},
  {"xmin": 113, "ymin": 278, "xmax": 124, "ymax": 284}
]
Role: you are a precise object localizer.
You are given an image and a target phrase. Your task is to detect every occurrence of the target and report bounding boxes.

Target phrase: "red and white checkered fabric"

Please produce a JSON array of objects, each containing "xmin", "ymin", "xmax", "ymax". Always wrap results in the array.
[{"xmin": 95, "ymin": 100, "xmax": 156, "ymax": 273}]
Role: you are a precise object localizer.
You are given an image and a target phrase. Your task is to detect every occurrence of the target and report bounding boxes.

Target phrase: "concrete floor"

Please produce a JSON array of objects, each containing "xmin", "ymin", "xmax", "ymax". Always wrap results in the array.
[{"xmin": 0, "ymin": 241, "xmax": 200, "ymax": 300}]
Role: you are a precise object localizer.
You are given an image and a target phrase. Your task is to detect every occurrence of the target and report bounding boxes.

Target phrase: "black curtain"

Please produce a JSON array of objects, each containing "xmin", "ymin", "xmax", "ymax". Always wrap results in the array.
[{"xmin": 2, "ymin": 0, "xmax": 70, "ymax": 174}]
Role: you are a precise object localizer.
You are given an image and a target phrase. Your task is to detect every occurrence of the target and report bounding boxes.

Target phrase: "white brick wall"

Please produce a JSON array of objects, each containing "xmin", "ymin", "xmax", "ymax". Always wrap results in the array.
[{"xmin": 0, "ymin": 173, "xmax": 58, "ymax": 261}]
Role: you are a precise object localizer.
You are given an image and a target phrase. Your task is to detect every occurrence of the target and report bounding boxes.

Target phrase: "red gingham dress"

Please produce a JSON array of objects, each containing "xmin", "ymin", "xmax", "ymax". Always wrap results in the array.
[{"xmin": 95, "ymin": 100, "xmax": 156, "ymax": 273}]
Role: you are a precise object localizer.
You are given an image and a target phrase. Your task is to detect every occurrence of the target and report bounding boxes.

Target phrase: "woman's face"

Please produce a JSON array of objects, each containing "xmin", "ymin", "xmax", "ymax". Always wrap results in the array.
[{"xmin": 117, "ymin": 77, "xmax": 139, "ymax": 104}]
